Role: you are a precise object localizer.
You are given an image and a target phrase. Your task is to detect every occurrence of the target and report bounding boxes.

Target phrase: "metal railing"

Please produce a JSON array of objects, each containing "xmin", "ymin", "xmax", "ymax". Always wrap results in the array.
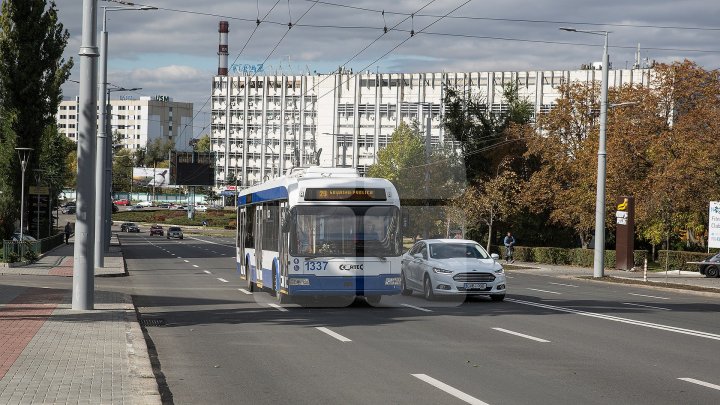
[{"xmin": 2, "ymin": 232, "xmax": 65, "ymax": 263}]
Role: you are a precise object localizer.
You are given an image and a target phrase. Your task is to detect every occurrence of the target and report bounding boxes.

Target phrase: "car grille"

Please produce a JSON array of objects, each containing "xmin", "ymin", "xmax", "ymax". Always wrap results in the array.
[{"xmin": 453, "ymin": 272, "xmax": 495, "ymax": 282}]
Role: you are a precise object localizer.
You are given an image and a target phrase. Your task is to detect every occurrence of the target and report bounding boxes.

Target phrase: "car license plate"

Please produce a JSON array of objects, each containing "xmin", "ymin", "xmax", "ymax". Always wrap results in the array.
[{"xmin": 464, "ymin": 283, "xmax": 486, "ymax": 290}]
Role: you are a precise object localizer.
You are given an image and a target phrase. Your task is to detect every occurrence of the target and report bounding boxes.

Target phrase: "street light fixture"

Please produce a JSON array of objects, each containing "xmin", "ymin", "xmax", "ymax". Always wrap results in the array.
[
  {"xmin": 94, "ymin": 4, "xmax": 156, "ymax": 268},
  {"xmin": 561, "ymin": 27, "xmax": 609, "ymax": 278},
  {"xmin": 15, "ymin": 147, "xmax": 33, "ymax": 246}
]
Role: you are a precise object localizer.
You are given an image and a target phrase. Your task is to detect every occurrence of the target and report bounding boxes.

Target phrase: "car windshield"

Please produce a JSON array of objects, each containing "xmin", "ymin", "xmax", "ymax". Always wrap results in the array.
[
  {"xmin": 429, "ymin": 243, "xmax": 490, "ymax": 260},
  {"xmin": 169, "ymin": 227, "xmax": 181, "ymax": 231},
  {"xmin": 128, "ymin": 223, "xmax": 136, "ymax": 226}
]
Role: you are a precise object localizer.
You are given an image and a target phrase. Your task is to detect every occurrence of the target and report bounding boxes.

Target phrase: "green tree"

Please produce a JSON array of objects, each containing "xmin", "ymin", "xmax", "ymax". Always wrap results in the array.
[
  {"xmin": 112, "ymin": 149, "xmax": 134, "ymax": 193},
  {"xmin": 0, "ymin": 0, "xmax": 73, "ymax": 239},
  {"xmin": 143, "ymin": 138, "xmax": 174, "ymax": 167},
  {"xmin": 195, "ymin": 134, "xmax": 211, "ymax": 152}
]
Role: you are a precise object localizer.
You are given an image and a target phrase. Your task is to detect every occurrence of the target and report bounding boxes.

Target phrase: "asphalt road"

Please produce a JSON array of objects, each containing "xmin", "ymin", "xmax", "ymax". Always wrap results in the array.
[
  {"xmin": 99, "ymin": 230, "xmax": 719, "ymax": 405},
  {"xmin": 7, "ymin": 229, "xmax": 715, "ymax": 404}
]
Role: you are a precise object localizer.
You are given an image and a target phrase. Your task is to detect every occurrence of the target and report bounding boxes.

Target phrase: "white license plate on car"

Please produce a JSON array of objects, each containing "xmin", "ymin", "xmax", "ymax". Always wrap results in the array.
[{"xmin": 464, "ymin": 283, "xmax": 486, "ymax": 290}]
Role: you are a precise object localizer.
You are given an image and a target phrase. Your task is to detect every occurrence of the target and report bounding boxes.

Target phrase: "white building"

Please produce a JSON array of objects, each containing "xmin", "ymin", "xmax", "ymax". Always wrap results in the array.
[
  {"xmin": 57, "ymin": 95, "xmax": 194, "ymax": 151},
  {"xmin": 210, "ymin": 68, "xmax": 652, "ymax": 188}
]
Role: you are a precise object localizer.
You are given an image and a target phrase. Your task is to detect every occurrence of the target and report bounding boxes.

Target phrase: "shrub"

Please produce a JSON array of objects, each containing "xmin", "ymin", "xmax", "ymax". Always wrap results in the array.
[
  {"xmin": 7, "ymin": 251, "xmax": 19, "ymax": 263},
  {"xmin": 657, "ymin": 250, "xmax": 708, "ymax": 272},
  {"xmin": 23, "ymin": 249, "xmax": 38, "ymax": 263}
]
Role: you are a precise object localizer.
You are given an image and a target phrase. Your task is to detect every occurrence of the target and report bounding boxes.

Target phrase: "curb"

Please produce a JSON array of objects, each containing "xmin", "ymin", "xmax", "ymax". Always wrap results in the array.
[{"xmin": 122, "ymin": 294, "xmax": 163, "ymax": 405}]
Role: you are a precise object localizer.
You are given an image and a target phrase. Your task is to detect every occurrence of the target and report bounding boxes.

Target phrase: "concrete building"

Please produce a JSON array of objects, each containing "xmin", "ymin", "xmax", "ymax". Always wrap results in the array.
[
  {"xmin": 56, "ymin": 95, "xmax": 194, "ymax": 151},
  {"xmin": 210, "ymin": 68, "xmax": 652, "ymax": 188}
]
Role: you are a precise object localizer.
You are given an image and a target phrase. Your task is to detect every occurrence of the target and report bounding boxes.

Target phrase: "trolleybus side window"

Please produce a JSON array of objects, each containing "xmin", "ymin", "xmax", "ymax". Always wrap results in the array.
[
  {"xmin": 261, "ymin": 202, "xmax": 280, "ymax": 253},
  {"xmin": 244, "ymin": 207, "xmax": 255, "ymax": 248}
]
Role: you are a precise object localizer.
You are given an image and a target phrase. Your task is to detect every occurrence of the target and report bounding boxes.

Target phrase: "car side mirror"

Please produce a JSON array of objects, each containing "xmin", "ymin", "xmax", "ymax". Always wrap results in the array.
[
  {"xmin": 491, "ymin": 253, "xmax": 500, "ymax": 260},
  {"xmin": 413, "ymin": 253, "xmax": 423, "ymax": 260}
]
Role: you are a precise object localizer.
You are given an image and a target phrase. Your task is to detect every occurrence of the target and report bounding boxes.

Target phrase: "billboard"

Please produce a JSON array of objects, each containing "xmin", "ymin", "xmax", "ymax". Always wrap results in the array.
[
  {"xmin": 169, "ymin": 151, "xmax": 215, "ymax": 186},
  {"xmin": 132, "ymin": 167, "xmax": 170, "ymax": 188},
  {"xmin": 709, "ymin": 201, "xmax": 720, "ymax": 248}
]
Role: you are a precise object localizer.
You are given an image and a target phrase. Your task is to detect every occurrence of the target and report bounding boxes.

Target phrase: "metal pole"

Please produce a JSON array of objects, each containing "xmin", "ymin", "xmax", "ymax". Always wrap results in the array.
[
  {"xmin": 94, "ymin": 13, "xmax": 108, "ymax": 269},
  {"xmin": 19, "ymin": 160, "xmax": 26, "ymax": 243},
  {"xmin": 592, "ymin": 32, "xmax": 609, "ymax": 278},
  {"xmin": 73, "ymin": 0, "xmax": 98, "ymax": 310},
  {"xmin": 424, "ymin": 116, "xmax": 431, "ymax": 239}
]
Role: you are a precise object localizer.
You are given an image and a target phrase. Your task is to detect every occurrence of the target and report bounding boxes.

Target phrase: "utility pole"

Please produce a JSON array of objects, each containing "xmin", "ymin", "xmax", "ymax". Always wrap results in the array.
[{"xmin": 74, "ymin": 0, "xmax": 99, "ymax": 310}]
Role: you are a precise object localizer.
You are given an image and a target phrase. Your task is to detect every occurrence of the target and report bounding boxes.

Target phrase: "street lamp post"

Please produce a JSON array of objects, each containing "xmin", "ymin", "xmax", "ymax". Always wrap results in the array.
[
  {"xmin": 95, "ymin": 4, "xmax": 155, "ymax": 268},
  {"xmin": 15, "ymin": 148, "xmax": 33, "ymax": 247},
  {"xmin": 561, "ymin": 27, "xmax": 609, "ymax": 278}
]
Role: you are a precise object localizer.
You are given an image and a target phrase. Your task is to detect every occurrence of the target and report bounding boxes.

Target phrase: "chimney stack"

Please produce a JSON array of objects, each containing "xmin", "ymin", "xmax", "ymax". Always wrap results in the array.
[{"xmin": 218, "ymin": 21, "xmax": 229, "ymax": 76}]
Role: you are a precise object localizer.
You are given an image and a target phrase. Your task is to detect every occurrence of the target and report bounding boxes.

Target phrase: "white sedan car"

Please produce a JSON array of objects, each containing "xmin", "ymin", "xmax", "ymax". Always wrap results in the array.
[{"xmin": 401, "ymin": 239, "xmax": 507, "ymax": 301}]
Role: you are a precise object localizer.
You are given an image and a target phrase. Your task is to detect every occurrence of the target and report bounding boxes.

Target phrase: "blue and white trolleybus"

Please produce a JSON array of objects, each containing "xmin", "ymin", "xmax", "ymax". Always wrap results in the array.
[{"xmin": 236, "ymin": 166, "xmax": 403, "ymax": 304}]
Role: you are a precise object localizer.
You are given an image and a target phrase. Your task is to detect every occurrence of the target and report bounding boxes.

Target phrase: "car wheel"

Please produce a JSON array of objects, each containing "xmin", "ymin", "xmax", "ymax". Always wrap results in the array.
[
  {"xmin": 180, "ymin": 236, "xmax": 183, "ymax": 239},
  {"xmin": 490, "ymin": 294, "xmax": 506, "ymax": 302},
  {"xmin": 423, "ymin": 276, "xmax": 435, "ymax": 301},
  {"xmin": 400, "ymin": 272, "xmax": 412, "ymax": 296},
  {"xmin": 706, "ymin": 265, "xmax": 720, "ymax": 278}
]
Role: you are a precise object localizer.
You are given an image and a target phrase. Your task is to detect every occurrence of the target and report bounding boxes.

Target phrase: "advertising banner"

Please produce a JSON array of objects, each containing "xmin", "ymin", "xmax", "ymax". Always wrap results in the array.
[
  {"xmin": 132, "ymin": 167, "xmax": 169, "ymax": 187},
  {"xmin": 708, "ymin": 202, "xmax": 720, "ymax": 248}
]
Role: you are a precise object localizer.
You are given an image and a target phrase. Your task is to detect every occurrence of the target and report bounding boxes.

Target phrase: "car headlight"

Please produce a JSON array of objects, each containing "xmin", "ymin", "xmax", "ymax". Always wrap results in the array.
[
  {"xmin": 433, "ymin": 267, "xmax": 453, "ymax": 274},
  {"xmin": 494, "ymin": 267, "xmax": 504, "ymax": 274}
]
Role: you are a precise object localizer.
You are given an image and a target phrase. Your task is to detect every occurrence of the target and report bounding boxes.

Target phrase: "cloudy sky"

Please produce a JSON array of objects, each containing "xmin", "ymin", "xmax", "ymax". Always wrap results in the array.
[{"xmin": 56, "ymin": 0, "xmax": 720, "ymax": 140}]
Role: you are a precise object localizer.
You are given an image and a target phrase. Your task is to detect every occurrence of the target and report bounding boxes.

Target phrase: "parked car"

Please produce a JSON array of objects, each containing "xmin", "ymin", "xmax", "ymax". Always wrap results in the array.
[
  {"xmin": 157, "ymin": 203, "xmax": 170, "ymax": 208},
  {"xmin": 128, "ymin": 205, "xmax": 144, "ymax": 211},
  {"xmin": 175, "ymin": 205, "xmax": 188, "ymax": 211},
  {"xmin": 149, "ymin": 225, "xmax": 164, "ymax": 236},
  {"xmin": 61, "ymin": 206, "xmax": 76, "ymax": 214},
  {"xmin": 11, "ymin": 233, "xmax": 37, "ymax": 242},
  {"xmin": 194, "ymin": 204, "xmax": 208, "ymax": 212},
  {"xmin": 166, "ymin": 226, "xmax": 184, "ymax": 240},
  {"xmin": 120, "ymin": 222, "xmax": 140, "ymax": 233},
  {"xmin": 114, "ymin": 199, "xmax": 130, "ymax": 206},
  {"xmin": 136, "ymin": 201, "xmax": 153, "ymax": 207},
  {"xmin": 400, "ymin": 239, "xmax": 507, "ymax": 301},
  {"xmin": 698, "ymin": 253, "xmax": 720, "ymax": 278}
]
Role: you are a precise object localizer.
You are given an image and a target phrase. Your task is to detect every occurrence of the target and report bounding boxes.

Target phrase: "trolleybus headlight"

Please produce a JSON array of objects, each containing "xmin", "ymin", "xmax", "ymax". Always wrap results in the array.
[
  {"xmin": 288, "ymin": 278, "xmax": 310, "ymax": 286},
  {"xmin": 385, "ymin": 277, "xmax": 401, "ymax": 286}
]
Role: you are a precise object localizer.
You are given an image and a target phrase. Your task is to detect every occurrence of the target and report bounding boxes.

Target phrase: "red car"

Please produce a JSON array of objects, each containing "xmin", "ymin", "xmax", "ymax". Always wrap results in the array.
[
  {"xmin": 149, "ymin": 225, "xmax": 164, "ymax": 236},
  {"xmin": 114, "ymin": 199, "xmax": 131, "ymax": 206}
]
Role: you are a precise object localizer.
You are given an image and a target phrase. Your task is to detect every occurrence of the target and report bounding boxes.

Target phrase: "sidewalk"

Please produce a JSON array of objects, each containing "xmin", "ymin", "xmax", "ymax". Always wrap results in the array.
[
  {"xmin": 0, "ymin": 234, "xmax": 161, "ymax": 404},
  {"xmin": 506, "ymin": 261, "xmax": 720, "ymax": 292}
]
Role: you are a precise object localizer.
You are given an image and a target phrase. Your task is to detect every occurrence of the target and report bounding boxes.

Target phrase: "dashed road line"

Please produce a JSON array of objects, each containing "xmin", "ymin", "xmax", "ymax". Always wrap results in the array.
[
  {"xmin": 411, "ymin": 374, "xmax": 489, "ymax": 405},
  {"xmin": 549, "ymin": 282, "xmax": 578, "ymax": 288},
  {"xmin": 401, "ymin": 303, "xmax": 433, "ymax": 312},
  {"xmin": 622, "ymin": 302, "xmax": 671, "ymax": 311},
  {"xmin": 268, "ymin": 303, "xmax": 288, "ymax": 312},
  {"xmin": 527, "ymin": 288, "xmax": 561, "ymax": 295},
  {"xmin": 315, "ymin": 327, "xmax": 352, "ymax": 342},
  {"xmin": 192, "ymin": 265, "xmax": 199, "ymax": 268},
  {"xmin": 217, "ymin": 278, "xmax": 229, "ymax": 283},
  {"xmin": 678, "ymin": 378, "xmax": 720, "ymax": 391},
  {"xmin": 183, "ymin": 260, "xmax": 189, "ymax": 263},
  {"xmin": 203, "ymin": 270, "xmax": 212, "ymax": 275},
  {"xmin": 238, "ymin": 288, "xmax": 252, "ymax": 295},
  {"xmin": 492, "ymin": 327, "xmax": 550, "ymax": 343},
  {"xmin": 629, "ymin": 293, "xmax": 669, "ymax": 300}
]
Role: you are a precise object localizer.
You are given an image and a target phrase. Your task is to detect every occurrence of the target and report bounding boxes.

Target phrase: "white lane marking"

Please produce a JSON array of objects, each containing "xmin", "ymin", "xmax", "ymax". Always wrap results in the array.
[
  {"xmin": 315, "ymin": 327, "xmax": 352, "ymax": 342},
  {"xmin": 492, "ymin": 327, "xmax": 550, "ymax": 343},
  {"xmin": 192, "ymin": 264, "xmax": 199, "ymax": 268},
  {"xmin": 203, "ymin": 270, "xmax": 212, "ymax": 275},
  {"xmin": 506, "ymin": 276, "xmax": 514, "ymax": 279},
  {"xmin": 507, "ymin": 298, "xmax": 720, "ymax": 341},
  {"xmin": 629, "ymin": 293, "xmax": 669, "ymax": 300},
  {"xmin": 527, "ymin": 288, "xmax": 561, "ymax": 295},
  {"xmin": 268, "ymin": 303, "xmax": 288, "ymax": 312},
  {"xmin": 549, "ymin": 282, "xmax": 578, "ymax": 288},
  {"xmin": 411, "ymin": 374, "xmax": 489, "ymax": 405},
  {"xmin": 177, "ymin": 256, "xmax": 182, "ymax": 259},
  {"xmin": 401, "ymin": 303, "xmax": 433, "ymax": 312},
  {"xmin": 186, "ymin": 235, "xmax": 234, "ymax": 247},
  {"xmin": 183, "ymin": 260, "xmax": 189, "ymax": 263},
  {"xmin": 622, "ymin": 302, "xmax": 671, "ymax": 311},
  {"xmin": 678, "ymin": 378, "xmax": 720, "ymax": 391},
  {"xmin": 217, "ymin": 278, "xmax": 229, "ymax": 283},
  {"xmin": 238, "ymin": 288, "xmax": 252, "ymax": 295}
]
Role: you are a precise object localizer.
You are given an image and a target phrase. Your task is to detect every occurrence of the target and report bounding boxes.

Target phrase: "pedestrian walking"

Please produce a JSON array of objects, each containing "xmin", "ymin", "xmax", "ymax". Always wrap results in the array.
[
  {"xmin": 64, "ymin": 222, "xmax": 72, "ymax": 245},
  {"xmin": 503, "ymin": 231, "xmax": 515, "ymax": 263}
]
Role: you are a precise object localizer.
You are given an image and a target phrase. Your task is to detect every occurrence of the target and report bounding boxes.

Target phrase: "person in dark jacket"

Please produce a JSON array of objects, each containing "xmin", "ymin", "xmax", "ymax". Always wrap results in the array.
[
  {"xmin": 503, "ymin": 231, "xmax": 515, "ymax": 263},
  {"xmin": 64, "ymin": 222, "xmax": 72, "ymax": 244}
]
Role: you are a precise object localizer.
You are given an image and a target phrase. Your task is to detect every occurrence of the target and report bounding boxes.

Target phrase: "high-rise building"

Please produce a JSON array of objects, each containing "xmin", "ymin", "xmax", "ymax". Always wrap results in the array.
[
  {"xmin": 56, "ymin": 95, "xmax": 194, "ymax": 151},
  {"xmin": 210, "ymin": 68, "xmax": 652, "ymax": 188}
]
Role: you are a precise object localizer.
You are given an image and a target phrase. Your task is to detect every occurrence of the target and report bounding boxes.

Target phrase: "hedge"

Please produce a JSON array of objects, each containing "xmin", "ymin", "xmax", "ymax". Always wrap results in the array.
[
  {"xmin": 657, "ymin": 250, "xmax": 710, "ymax": 272},
  {"xmin": 493, "ymin": 245, "xmax": 648, "ymax": 269}
]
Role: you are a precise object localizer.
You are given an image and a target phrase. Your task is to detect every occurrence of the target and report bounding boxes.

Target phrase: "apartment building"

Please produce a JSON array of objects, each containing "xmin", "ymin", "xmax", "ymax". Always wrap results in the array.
[{"xmin": 57, "ymin": 95, "xmax": 194, "ymax": 151}]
